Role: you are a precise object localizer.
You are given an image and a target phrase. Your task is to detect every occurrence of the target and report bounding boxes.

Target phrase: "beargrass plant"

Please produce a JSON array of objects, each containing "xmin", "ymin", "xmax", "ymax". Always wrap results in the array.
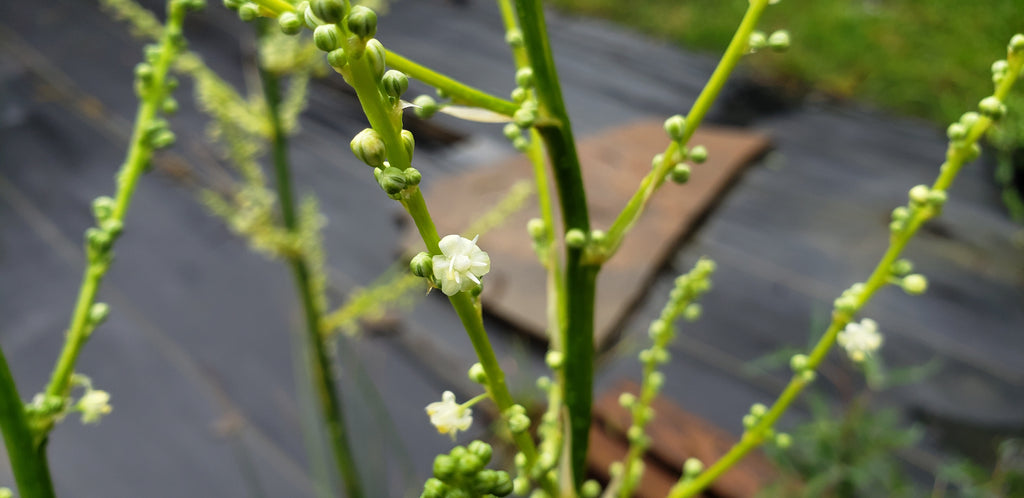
[{"xmin": 0, "ymin": 0, "xmax": 1023, "ymax": 496}]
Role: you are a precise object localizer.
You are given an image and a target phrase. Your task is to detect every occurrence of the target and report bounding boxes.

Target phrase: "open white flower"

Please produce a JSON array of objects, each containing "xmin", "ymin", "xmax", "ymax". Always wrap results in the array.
[
  {"xmin": 78, "ymin": 389, "xmax": 112, "ymax": 424},
  {"xmin": 425, "ymin": 391, "xmax": 473, "ymax": 440},
  {"xmin": 432, "ymin": 234, "xmax": 490, "ymax": 296},
  {"xmin": 837, "ymin": 318, "xmax": 883, "ymax": 363}
]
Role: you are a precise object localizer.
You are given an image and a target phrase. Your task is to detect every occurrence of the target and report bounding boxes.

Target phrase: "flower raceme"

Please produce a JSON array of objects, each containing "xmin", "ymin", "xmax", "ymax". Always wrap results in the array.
[{"xmin": 432, "ymin": 234, "xmax": 491, "ymax": 296}]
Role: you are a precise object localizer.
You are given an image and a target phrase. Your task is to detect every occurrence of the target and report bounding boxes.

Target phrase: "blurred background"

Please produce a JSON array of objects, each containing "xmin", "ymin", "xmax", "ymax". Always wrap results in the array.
[{"xmin": 1, "ymin": 0, "xmax": 1022, "ymax": 496}]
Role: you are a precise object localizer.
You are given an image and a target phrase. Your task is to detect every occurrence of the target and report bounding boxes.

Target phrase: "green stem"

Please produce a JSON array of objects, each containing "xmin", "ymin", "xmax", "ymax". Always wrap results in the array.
[
  {"xmin": 514, "ymin": 0, "xmax": 594, "ymax": 489},
  {"xmin": 669, "ymin": 48, "xmax": 1024, "ymax": 498},
  {"xmin": 45, "ymin": 0, "xmax": 188, "ymax": 403},
  {"xmin": 0, "ymin": 346, "xmax": 55, "ymax": 498},
  {"xmin": 602, "ymin": 0, "xmax": 770, "ymax": 261},
  {"xmin": 258, "ymin": 26, "xmax": 364, "ymax": 497},
  {"xmin": 384, "ymin": 50, "xmax": 518, "ymax": 116}
]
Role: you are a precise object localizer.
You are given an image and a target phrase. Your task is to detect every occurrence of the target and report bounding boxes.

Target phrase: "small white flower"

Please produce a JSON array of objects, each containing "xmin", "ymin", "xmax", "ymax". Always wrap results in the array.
[
  {"xmin": 425, "ymin": 391, "xmax": 472, "ymax": 440},
  {"xmin": 78, "ymin": 389, "xmax": 112, "ymax": 424},
  {"xmin": 432, "ymin": 234, "xmax": 490, "ymax": 296},
  {"xmin": 837, "ymin": 318, "xmax": 883, "ymax": 363}
]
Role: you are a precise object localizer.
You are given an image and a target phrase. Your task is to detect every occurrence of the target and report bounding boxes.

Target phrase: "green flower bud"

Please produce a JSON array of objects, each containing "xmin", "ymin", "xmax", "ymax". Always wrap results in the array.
[
  {"xmin": 963, "ymin": 143, "xmax": 981, "ymax": 162},
  {"xmin": 346, "ymin": 5, "xmax": 378, "ymax": 40},
  {"xmin": 789, "ymin": 353, "xmax": 808, "ymax": 372},
  {"xmin": 421, "ymin": 478, "xmax": 447, "ymax": 498},
  {"xmin": 161, "ymin": 97, "xmax": 179, "ymax": 115},
  {"xmin": 664, "ymin": 114, "xmax": 686, "ymax": 141},
  {"xmin": 379, "ymin": 166, "xmax": 407, "ymax": 195},
  {"xmin": 413, "ymin": 95, "xmax": 439, "ymax": 119},
  {"xmin": 648, "ymin": 320, "xmax": 668, "ymax": 340},
  {"xmin": 92, "ymin": 196, "xmax": 115, "ymax": 222},
  {"xmin": 302, "ymin": 3, "xmax": 324, "ymax": 29},
  {"xmin": 311, "ymin": 0, "xmax": 343, "ymax": 23},
  {"xmin": 514, "ymin": 452, "xmax": 527, "ymax": 469},
  {"xmin": 491, "ymin": 471, "xmax": 514, "ymax": 497},
  {"xmin": 750, "ymin": 403, "xmax": 767, "ymax": 417},
  {"xmin": 768, "ymin": 30, "xmax": 790, "ymax": 52},
  {"xmin": 775, "ymin": 432, "xmax": 792, "ymax": 449},
  {"xmin": 565, "ymin": 228, "xmax": 587, "ymax": 248},
  {"xmin": 433, "ymin": 454, "xmax": 456, "ymax": 480},
  {"xmin": 580, "ymin": 480, "xmax": 601, "ymax": 498},
  {"xmin": 472, "ymin": 469, "xmax": 499, "ymax": 494},
  {"xmin": 364, "ymin": 39, "xmax": 386, "ymax": 80},
  {"xmin": 526, "ymin": 218, "xmax": 546, "ymax": 240},
  {"xmin": 545, "ymin": 350, "xmax": 564, "ymax": 369},
  {"xmin": 683, "ymin": 457, "xmax": 704, "ymax": 477},
  {"xmin": 278, "ymin": 11, "xmax": 303, "ymax": 34},
  {"xmin": 627, "ymin": 425, "xmax": 645, "ymax": 444},
  {"xmin": 510, "ymin": 87, "xmax": 528, "ymax": 103},
  {"xmin": 946, "ymin": 122, "xmax": 967, "ymax": 141},
  {"xmin": 908, "ymin": 184, "xmax": 930, "ymax": 205},
  {"xmin": 238, "ymin": 2, "xmax": 259, "ymax": 21},
  {"xmin": 458, "ymin": 453, "xmax": 484, "ymax": 475},
  {"xmin": 800, "ymin": 369, "xmax": 816, "ymax": 383},
  {"xmin": 223, "ymin": 0, "xmax": 243, "ymax": 9},
  {"xmin": 513, "ymin": 108, "xmax": 536, "ymax": 128},
  {"xmin": 683, "ymin": 303, "xmax": 702, "ymax": 321},
  {"xmin": 382, "ymin": 70, "xmax": 409, "ymax": 99},
  {"xmin": 670, "ymin": 164, "xmax": 691, "ymax": 184},
  {"xmin": 651, "ymin": 153, "xmax": 665, "ymax": 169},
  {"xmin": 742, "ymin": 413, "xmax": 757, "ymax": 429},
  {"xmin": 960, "ymin": 111, "xmax": 981, "ymax": 129},
  {"xmin": 927, "ymin": 189, "xmax": 947, "ymax": 206},
  {"xmin": 890, "ymin": 258, "xmax": 913, "ymax": 276},
  {"xmin": 400, "ymin": 129, "xmax": 415, "ymax": 159},
  {"xmin": 618, "ymin": 392, "xmax": 636, "ymax": 407},
  {"xmin": 505, "ymin": 28, "xmax": 523, "ymax": 48},
  {"xmin": 468, "ymin": 362, "xmax": 487, "ymax": 384},
  {"xmin": 515, "ymin": 68, "xmax": 534, "ymax": 88},
  {"xmin": 404, "ymin": 167, "xmax": 422, "ymax": 187},
  {"xmin": 313, "ymin": 24, "xmax": 342, "ymax": 52},
  {"xmin": 649, "ymin": 371, "xmax": 664, "ymax": 390},
  {"xmin": 978, "ymin": 96, "xmax": 1006, "ymax": 120},
  {"xmin": 350, "ymin": 128, "xmax": 387, "ymax": 167},
  {"xmin": 512, "ymin": 136, "xmax": 529, "ymax": 152},
  {"xmin": 748, "ymin": 31, "xmax": 767, "ymax": 51},
  {"xmin": 689, "ymin": 145, "xmax": 708, "ymax": 164},
  {"xmin": 503, "ymin": 123, "xmax": 521, "ymax": 141},
  {"xmin": 590, "ymin": 229, "xmax": 606, "ymax": 246},
  {"xmin": 410, "ymin": 252, "xmax": 432, "ymax": 277},
  {"xmin": 150, "ymin": 129, "xmax": 176, "ymax": 149},
  {"xmin": 327, "ymin": 48, "xmax": 348, "ymax": 69},
  {"xmin": 467, "ymin": 440, "xmax": 493, "ymax": 465},
  {"xmin": 508, "ymin": 412, "xmax": 530, "ymax": 433},
  {"xmin": 1009, "ymin": 33, "xmax": 1024, "ymax": 54},
  {"xmin": 992, "ymin": 60, "xmax": 1009, "ymax": 78},
  {"xmin": 901, "ymin": 274, "xmax": 928, "ymax": 295},
  {"xmin": 536, "ymin": 375, "xmax": 552, "ymax": 391},
  {"xmin": 89, "ymin": 302, "xmax": 111, "ymax": 327}
]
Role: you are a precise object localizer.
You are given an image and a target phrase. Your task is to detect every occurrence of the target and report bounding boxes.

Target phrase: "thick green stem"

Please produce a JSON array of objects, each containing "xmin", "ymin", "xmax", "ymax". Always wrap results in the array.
[
  {"xmin": 0, "ymin": 346, "xmax": 55, "ymax": 498},
  {"xmin": 258, "ymin": 27, "xmax": 363, "ymax": 497},
  {"xmin": 602, "ymin": 0, "xmax": 770, "ymax": 261},
  {"xmin": 514, "ymin": 0, "xmax": 594, "ymax": 489},
  {"xmin": 384, "ymin": 50, "xmax": 518, "ymax": 116}
]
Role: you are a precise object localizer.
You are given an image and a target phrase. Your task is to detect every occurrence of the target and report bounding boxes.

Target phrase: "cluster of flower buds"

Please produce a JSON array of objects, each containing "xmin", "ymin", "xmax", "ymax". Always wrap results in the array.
[
  {"xmin": 789, "ymin": 353, "xmax": 816, "ymax": 383},
  {"xmin": 85, "ymin": 196, "xmax": 124, "ymax": 267},
  {"xmin": 502, "ymin": 66, "xmax": 540, "ymax": 152},
  {"xmin": 423, "ymin": 441, "xmax": 513, "ymax": 498},
  {"xmin": 660, "ymin": 115, "xmax": 709, "ymax": 185},
  {"xmin": 889, "ymin": 183, "xmax": 948, "ymax": 234},
  {"xmin": 738, "ymin": 402, "xmax": 789, "ymax": 446},
  {"xmin": 747, "ymin": 29, "xmax": 789, "ymax": 53}
]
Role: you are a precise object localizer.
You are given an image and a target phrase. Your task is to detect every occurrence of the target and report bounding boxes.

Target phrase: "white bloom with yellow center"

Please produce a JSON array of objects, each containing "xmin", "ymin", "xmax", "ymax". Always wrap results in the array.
[
  {"xmin": 78, "ymin": 389, "xmax": 112, "ymax": 424},
  {"xmin": 425, "ymin": 391, "xmax": 473, "ymax": 440},
  {"xmin": 837, "ymin": 318, "xmax": 883, "ymax": 363},
  {"xmin": 432, "ymin": 234, "xmax": 490, "ymax": 296}
]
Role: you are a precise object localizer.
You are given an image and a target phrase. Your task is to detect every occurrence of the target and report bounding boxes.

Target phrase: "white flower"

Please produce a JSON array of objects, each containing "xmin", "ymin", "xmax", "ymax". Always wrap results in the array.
[
  {"xmin": 432, "ymin": 234, "xmax": 490, "ymax": 296},
  {"xmin": 837, "ymin": 318, "xmax": 883, "ymax": 363},
  {"xmin": 78, "ymin": 389, "xmax": 112, "ymax": 424},
  {"xmin": 425, "ymin": 391, "xmax": 472, "ymax": 440}
]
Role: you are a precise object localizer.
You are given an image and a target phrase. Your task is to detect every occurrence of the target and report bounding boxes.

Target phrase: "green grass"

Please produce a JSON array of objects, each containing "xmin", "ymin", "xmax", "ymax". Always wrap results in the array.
[{"xmin": 548, "ymin": 0, "xmax": 1022, "ymax": 127}]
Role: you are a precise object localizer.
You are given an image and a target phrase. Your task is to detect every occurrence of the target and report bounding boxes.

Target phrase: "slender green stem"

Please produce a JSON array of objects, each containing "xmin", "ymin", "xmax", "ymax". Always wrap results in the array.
[
  {"xmin": 514, "ymin": 0, "xmax": 595, "ymax": 489},
  {"xmin": 258, "ymin": 24, "xmax": 364, "ymax": 497},
  {"xmin": 0, "ymin": 346, "xmax": 55, "ymax": 498},
  {"xmin": 602, "ymin": 0, "xmax": 770, "ymax": 261},
  {"xmin": 45, "ymin": 0, "xmax": 188, "ymax": 403},
  {"xmin": 669, "ymin": 49, "xmax": 1024, "ymax": 498},
  {"xmin": 384, "ymin": 50, "xmax": 518, "ymax": 116}
]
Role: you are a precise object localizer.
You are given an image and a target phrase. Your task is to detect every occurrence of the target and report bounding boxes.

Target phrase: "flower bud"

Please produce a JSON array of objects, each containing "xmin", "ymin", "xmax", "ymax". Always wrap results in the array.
[
  {"xmin": 381, "ymin": 70, "xmax": 409, "ymax": 99},
  {"xmin": 404, "ymin": 167, "xmax": 422, "ymax": 187},
  {"xmin": 690, "ymin": 145, "xmax": 708, "ymax": 164},
  {"xmin": 580, "ymin": 480, "xmax": 601, "ymax": 498},
  {"xmin": 327, "ymin": 48, "xmax": 348, "ymax": 69},
  {"xmin": 565, "ymin": 228, "xmax": 587, "ymax": 248},
  {"xmin": 618, "ymin": 392, "xmax": 636, "ymax": 407},
  {"xmin": 237, "ymin": 2, "xmax": 259, "ymax": 21},
  {"xmin": 512, "ymin": 136, "xmax": 529, "ymax": 152},
  {"xmin": 223, "ymin": 0, "xmax": 243, "ymax": 9},
  {"xmin": 471, "ymin": 469, "xmax": 499, "ymax": 494},
  {"xmin": 946, "ymin": 122, "xmax": 967, "ymax": 141},
  {"xmin": 302, "ymin": 3, "xmax": 324, "ymax": 29},
  {"xmin": 927, "ymin": 189, "xmax": 947, "ymax": 206},
  {"xmin": 901, "ymin": 274, "xmax": 928, "ymax": 295},
  {"xmin": 379, "ymin": 166, "xmax": 407, "ymax": 195},
  {"xmin": 908, "ymin": 185, "xmax": 930, "ymax": 205},
  {"xmin": 775, "ymin": 432, "xmax": 792, "ymax": 448},
  {"xmin": 410, "ymin": 252, "xmax": 432, "ymax": 277},
  {"xmin": 150, "ymin": 129, "xmax": 176, "ymax": 149},
  {"xmin": 311, "ymin": 0, "xmax": 343, "ymax": 23},
  {"xmin": 648, "ymin": 320, "xmax": 668, "ymax": 340},
  {"xmin": 89, "ymin": 302, "xmax": 110, "ymax": 327},
  {"xmin": 526, "ymin": 218, "xmax": 546, "ymax": 241},
  {"xmin": 649, "ymin": 371, "xmax": 664, "ymax": 390},
  {"xmin": 433, "ymin": 454, "xmax": 456, "ymax": 480},
  {"xmin": 313, "ymin": 24, "xmax": 342, "ymax": 52},
  {"xmin": 92, "ymin": 196, "xmax": 115, "ymax": 223},
  {"xmin": 670, "ymin": 164, "xmax": 691, "ymax": 184},
  {"xmin": 536, "ymin": 375, "xmax": 552, "ymax": 391},
  {"xmin": 468, "ymin": 362, "xmax": 487, "ymax": 384},
  {"xmin": 664, "ymin": 114, "xmax": 686, "ymax": 141},
  {"xmin": 508, "ymin": 412, "xmax": 530, "ymax": 433},
  {"xmin": 683, "ymin": 457, "xmax": 704, "ymax": 477},
  {"xmin": 510, "ymin": 87, "xmax": 528, "ymax": 103},
  {"xmin": 515, "ymin": 68, "xmax": 534, "ymax": 88},
  {"xmin": 350, "ymin": 128, "xmax": 386, "ymax": 167},
  {"xmin": 513, "ymin": 108, "xmax": 536, "ymax": 128},
  {"xmin": 960, "ymin": 111, "xmax": 981, "ymax": 129},
  {"xmin": 346, "ymin": 5, "xmax": 377, "ymax": 40},
  {"xmin": 748, "ymin": 31, "xmax": 767, "ymax": 51},
  {"xmin": 768, "ymin": 30, "xmax": 790, "ymax": 52},
  {"xmin": 1009, "ymin": 33, "xmax": 1024, "ymax": 54},
  {"xmin": 790, "ymin": 354, "xmax": 808, "ymax": 372},
  {"xmin": 413, "ymin": 95, "xmax": 439, "ymax": 118},
  {"xmin": 467, "ymin": 440, "xmax": 493, "ymax": 465},
  {"xmin": 750, "ymin": 403, "xmax": 767, "ymax": 417},
  {"xmin": 890, "ymin": 258, "xmax": 913, "ymax": 276},
  {"xmin": 683, "ymin": 303, "xmax": 702, "ymax": 321},
  {"xmin": 742, "ymin": 413, "xmax": 756, "ymax": 429},
  {"xmin": 161, "ymin": 97, "xmax": 179, "ymax": 115},
  {"xmin": 421, "ymin": 478, "xmax": 446, "ymax": 498},
  {"xmin": 364, "ymin": 39, "xmax": 386, "ymax": 79},
  {"xmin": 978, "ymin": 96, "xmax": 1006, "ymax": 120},
  {"xmin": 503, "ymin": 123, "xmax": 521, "ymax": 141},
  {"xmin": 505, "ymin": 28, "xmax": 524, "ymax": 48},
  {"xmin": 545, "ymin": 350, "xmax": 564, "ymax": 369}
]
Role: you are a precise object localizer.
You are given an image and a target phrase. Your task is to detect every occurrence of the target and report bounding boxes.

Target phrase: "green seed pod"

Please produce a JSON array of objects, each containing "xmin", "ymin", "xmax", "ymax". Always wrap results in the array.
[
  {"xmin": 401, "ymin": 129, "xmax": 415, "ymax": 159},
  {"xmin": 510, "ymin": 87, "xmax": 528, "ymax": 103},
  {"xmin": 491, "ymin": 471, "xmax": 514, "ymax": 497},
  {"xmin": 503, "ymin": 123, "xmax": 522, "ymax": 141},
  {"xmin": 379, "ymin": 166, "xmax": 407, "ymax": 195},
  {"xmin": 468, "ymin": 362, "xmax": 487, "ymax": 384},
  {"xmin": 505, "ymin": 28, "xmax": 524, "ymax": 48},
  {"xmin": 768, "ymin": 30, "xmax": 790, "ymax": 52},
  {"xmin": 689, "ymin": 145, "xmax": 708, "ymax": 163},
  {"xmin": 901, "ymin": 274, "xmax": 928, "ymax": 295},
  {"xmin": 350, "ymin": 128, "xmax": 386, "ymax": 167},
  {"xmin": 1009, "ymin": 33, "xmax": 1024, "ymax": 54},
  {"xmin": 683, "ymin": 457, "xmax": 704, "ymax": 477},
  {"xmin": 946, "ymin": 122, "xmax": 967, "ymax": 141},
  {"xmin": 311, "ymin": 0, "xmax": 343, "ymax": 23},
  {"xmin": 89, "ymin": 302, "xmax": 111, "ymax": 326},
  {"xmin": 663, "ymin": 114, "xmax": 686, "ymax": 141},
  {"xmin": 326, "ymin": 48, "xmax": 348, "ymax": 69},
  {"xmin": 278, "ymin": 11, "xmax": 303, "ymax": 34},
  {"xmin": 364, "ymin": 39, "xmax": 386, "ymax": 80},
  {"xmin": 346, "ymin": 5, "xmax": 378, "ymax": 40},
  {"xmin": 237, "ymin": 2, "xmax": 259, "ymax": 21},
  {"xmin": 404, "ymin": 167, "xmax": 422, "ymax": 187},
  {"xmin": 670, "ymin": 164, "xmax": 691, "ymax": 184},
  {"xmin": 410, "ymin": 252, "xmax": 432, "ymax": 277},
  {"xmin": 433, "ymin": 454, "xmax": 456, "ymax": 480},
  {"xmin": 467, "ymin": 440, "xmax": 493, "ymax": 465},
  {"xmin": 978, "ymin": 96, "xmax": 1006, "ymax": 120},
  {"xmin": 515, "ymin": 68, "xmax": 534, "ymax": 88},
  {"xmin": 565, "ymin": 228, "xmax": 587, "ymax": 248},
  {"xmin": 313, "ymin": 24, "xmax": 342, "ymax": 52},
  {"xmin": 413, "ymin": 95, "xmax": 439, "ymax": 119},
  {"xmin": 513, "ymin": 108, "xmax": 535, "ymax": 128},
  {"xmin": 381, "ymin": 70, "xmax": 409, "ymax": 99}
]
